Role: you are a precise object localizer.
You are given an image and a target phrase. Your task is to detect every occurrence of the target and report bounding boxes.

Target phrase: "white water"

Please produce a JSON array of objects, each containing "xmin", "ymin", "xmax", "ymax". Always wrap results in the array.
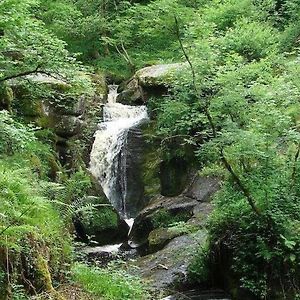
[
  {"xmin": 83, "ymin": 243, "xmax": 122, "ymax": 254},
  {"xmin": 89, "ymin": 85, "xmax": 148, "ymax": 218}
]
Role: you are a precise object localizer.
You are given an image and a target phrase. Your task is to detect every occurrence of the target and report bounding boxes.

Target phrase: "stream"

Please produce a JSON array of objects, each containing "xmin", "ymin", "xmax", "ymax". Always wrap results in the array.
[{"xmin": 87, "ymin": 86, "xmax": 230, "ymax": 300}]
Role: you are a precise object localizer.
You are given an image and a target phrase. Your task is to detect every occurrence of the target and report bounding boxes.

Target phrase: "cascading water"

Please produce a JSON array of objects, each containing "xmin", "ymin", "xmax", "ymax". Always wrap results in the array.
[{"xmin": 89, "ymin": 85, "xmax": 148, "ymax": 220}]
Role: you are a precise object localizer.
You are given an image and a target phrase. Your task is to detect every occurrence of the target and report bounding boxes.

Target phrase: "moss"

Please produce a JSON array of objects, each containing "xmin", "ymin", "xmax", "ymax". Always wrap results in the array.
[
  {"xmin": 36, "ymin": 254, "xmax": 55, "ymax": 292},
  {"xmin": 0, "ymin": 84, "xmax": 14, "ymax": 111},
  {"xmin": 141, "ymin": 123, "xmax": 161, "ymax": 198},
  {"xmin": 91, "ymin": 72, "xmax": 108, "ymax": 96},
  {"xmin": 82, "ymin": 207, "xmax": 118, "ymax": 232}
]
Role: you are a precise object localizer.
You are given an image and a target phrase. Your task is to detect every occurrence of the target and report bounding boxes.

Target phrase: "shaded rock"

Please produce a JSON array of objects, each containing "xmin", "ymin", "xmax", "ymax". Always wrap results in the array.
[
  {"xmin": 130, "ymin": 175, "xmax": 220, "ymax": 249},
  {"xmin": 130, "ymin": 195, "xmax": 198, "ymax": 246},
  {"xmin": 0, "ymin": 84, "xmax": 13, "ymax": 111},
  {"xmin": 117, "ymin": 78, "xmax": 143, "ymax": 104},
  {"xmin": 148, "ymin": 223, "xmax": 198, "ymax": 253},
  {"xmin": 160, "ymin": 157, "xmax": 189, "ymax": 197},
  {"xmin": 184, "ymin": 175, "xmax": 220, "ymax": 202},
  {"xmin": 148, "ymin": 227, "xmax": 180, "ymax": 252},
  {"xmin": 129, "ymin": 231, "xmax": 207, "ymax": 290},
  {"xmin": 53, "ymin": 115, "xmax": 83, "ymax": 138},
  {"xmin": 90, "ymin": 73, "xmax": 108, "ymax": 98},
  {"xmin": 161, "ymin": 289, "xmax": 231, "ymax": 300},
  {"xmin": 141, "ymin": 122, "xmax": 161, "ymax": 199},
  {"xmin": 190, "ymin": 202, "xmax": 213, "ymax": 226}
]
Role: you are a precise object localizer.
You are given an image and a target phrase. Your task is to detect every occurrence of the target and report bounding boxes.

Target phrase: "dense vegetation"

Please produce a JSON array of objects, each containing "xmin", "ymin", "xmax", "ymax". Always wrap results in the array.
[{"xmin": 1, "ymin": 0, "xmax": 300, "ymax": 299}]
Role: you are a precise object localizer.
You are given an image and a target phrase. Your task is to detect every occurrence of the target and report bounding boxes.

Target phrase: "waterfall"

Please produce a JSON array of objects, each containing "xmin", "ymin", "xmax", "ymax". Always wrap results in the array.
[{"xmin": 89, "ymin": 85, "xmax": 148, "ymax": 218}]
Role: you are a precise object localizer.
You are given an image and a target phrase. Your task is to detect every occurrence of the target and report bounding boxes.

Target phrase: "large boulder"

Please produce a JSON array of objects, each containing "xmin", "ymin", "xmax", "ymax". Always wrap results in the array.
[
  {"xmin": 118, "ymin": 63, "xmax": 187, "ymax": 105},
  {"xmin": 121, "ymin": 126, "xmax": 147, "ymax": 217},
  {"xmin": 74, "ymin": 196, "xmax": 129, "ymax": 246},
  {"xmin": 184, "ymin": 175, "xmax": 221, "ymax": 202},
  {"xmin": 10, "ymin": 72, "xmax": 108, "ymax": 168},
  {"xmin": 136, "ymin": 63, "xmax": 187, "ymax": 87},
  {"xmin": 129, "ymin": 230, "xmax": 207, "ymax": 290}
]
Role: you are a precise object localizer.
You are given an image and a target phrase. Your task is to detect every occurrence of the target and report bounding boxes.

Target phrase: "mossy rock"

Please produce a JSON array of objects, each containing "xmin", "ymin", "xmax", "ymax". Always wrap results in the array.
[
  {"xmin": 130, "ymin": 196, "xmax": 198, "ymax": 246},
  {"xmin": 91, "ymin": 72, "xmax": 108, "ymax": 97},
  {"xmin": 0, "ymin": 84, "xmax": 13, "ymax": 111},
  {"xmin": 148, "ymin": 227, "xmax": 180, "ymax": 253},
  {"xmin": 75, "ymin": 197, "xmax": 129, "ymax": 245},
  {"xmin": 141, "ymin": 122, "xmax": 161, "ymax": 199}
]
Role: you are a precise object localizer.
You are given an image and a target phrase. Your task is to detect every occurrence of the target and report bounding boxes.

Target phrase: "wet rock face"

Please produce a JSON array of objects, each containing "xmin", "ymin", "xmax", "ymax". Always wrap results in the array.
[
  {"xmin": 160, "ymin": 158, "xmax": 189, "ymax": 197},
  {"xmin": 121, "ymin": 126, "xmax": 147, "ymax": 217}
]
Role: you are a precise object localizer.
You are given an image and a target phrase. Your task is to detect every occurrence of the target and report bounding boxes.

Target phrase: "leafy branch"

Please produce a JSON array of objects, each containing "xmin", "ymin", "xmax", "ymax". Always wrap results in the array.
[{"xmin": 174, "ymin": 15, "xmax": 260, "ymax": 216}]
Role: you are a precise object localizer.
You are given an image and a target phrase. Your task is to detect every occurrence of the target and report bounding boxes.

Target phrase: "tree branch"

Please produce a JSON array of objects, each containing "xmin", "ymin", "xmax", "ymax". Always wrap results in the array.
[
  {"xmin": 175, "ymin": 15, "xmax": 260, "ymax": 216},
  {"xmin": 0, "ymin": 65, "xmax": 42, "ymax": 82},
  {"xmin": 174, "ymin": 16, "xmax": 198, "ymax": 95},
  {"xmin": 292, "ymin": 142, "xmax": 300, "ymax": 184},
  {"xmin": 0, "ymin": 65, "xmax": 67, "ymax": 83},
  {"xmin": 174, "ymin": 16, "xmax": 216, "ymax": 137},
  {"xmin": 221, "ymin": 148, "xmax": 260, "ymax": 216}
]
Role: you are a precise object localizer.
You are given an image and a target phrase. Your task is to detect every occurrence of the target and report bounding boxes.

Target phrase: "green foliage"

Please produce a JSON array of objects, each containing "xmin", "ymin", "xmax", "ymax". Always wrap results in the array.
[
  {"xmin": 0, "ymin": 164, "xmax": 72, "ymax": 297},
  {"xmin": 188, "ymin": 243, "xmax": 210, "ymax": 283},
  {"xmin": 72, "ymin": 263, "xmax": 149, "ymax": 300},
  {"xmin": 142, "ymin": 0, "xmax": 300, "ymax": 298},
  {"xmin": 219, "ymin": 18, "xmax": 279, "ymax": 61},
  {"xmin": 0, "ymin": 110, "xmax": 36, "ymax": 155},
  {"xmin": 81, "ymin": 206, "xmax": 118, "ymax": 231}
]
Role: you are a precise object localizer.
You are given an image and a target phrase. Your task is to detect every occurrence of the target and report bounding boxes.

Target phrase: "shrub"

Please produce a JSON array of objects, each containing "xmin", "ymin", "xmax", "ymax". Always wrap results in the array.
[
  {"xmin": 220, "ymin": 18, "xmax": 279, "ymax": 61},
  {"xmin": 72, "ymin": 263, "xmax": 149, "ymax": 300}
]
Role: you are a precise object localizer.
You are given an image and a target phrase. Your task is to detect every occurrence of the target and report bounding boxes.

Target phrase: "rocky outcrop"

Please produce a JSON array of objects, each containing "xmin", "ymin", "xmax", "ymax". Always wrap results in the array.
[
  {"xmin": 130, "ymin": 175, "xmax": 220, "ymax": 247},
  {"xmin": 9, "ymin": 72, "xmax": 108, "ymax": 168},
  {"xmin": 130, "ymin": 230, "xmax": 208, "ymax": 290},
  {"xmin": 184, "ymin": 175, "xmax": 221, "ymax": 202},
  {"xmin": 135, "ymin": 63, "xmax": 187, "ymax": 87},
  {"xmin": 130, "ymin": 195, "xmax": 198, "ymax": 247},
  {"xmin": 127, "ymin": 175, "xmax": 220, "ymax": 291},
  {"xmin": 118, "ymin": 63, "xmax": 187, "ymax": 105},
  {"xmin": 121, "ymin": 126, "xmax": 147, "ymax": 217}
]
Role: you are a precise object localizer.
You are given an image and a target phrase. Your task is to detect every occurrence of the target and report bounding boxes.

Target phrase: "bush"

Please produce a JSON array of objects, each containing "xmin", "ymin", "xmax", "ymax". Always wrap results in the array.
[{"xmin": 220, "ymin": 18, "xmax": 279, "ymax": 61}]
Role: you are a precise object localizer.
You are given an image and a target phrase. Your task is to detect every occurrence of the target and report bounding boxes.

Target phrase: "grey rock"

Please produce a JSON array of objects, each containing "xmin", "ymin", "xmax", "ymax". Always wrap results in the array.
[
  {"xmin": 118, "ymin": 63, "xmax": 187, "ymax": 105},
  {"xmin": 130, "ymin": 231, "xmax": 207, "ymax": 289},
  {"xmin": 184, "ymin": 175, "xmax": 221, "ymax": 202},
  {"xmin": 54, "ymin": 115, "xmax": 83, "ymax": 137},
  {"xmin": 136, "ymin": 63, "xmax": 187, "ymax": 87}
]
